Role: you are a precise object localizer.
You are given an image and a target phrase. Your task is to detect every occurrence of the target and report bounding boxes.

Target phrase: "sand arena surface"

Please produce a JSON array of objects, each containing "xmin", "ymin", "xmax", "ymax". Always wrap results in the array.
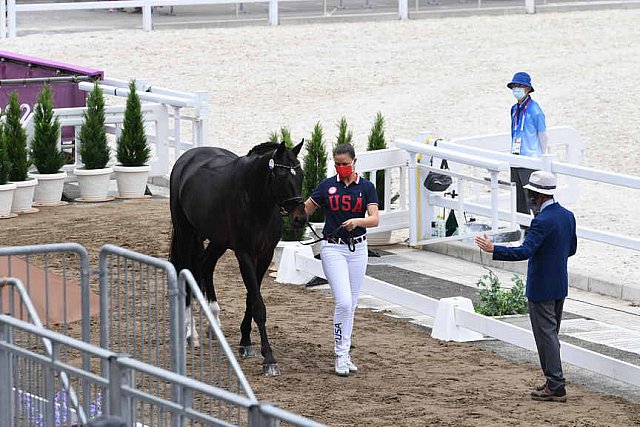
[
  {"xmin": 3, "ymin": 10, "xmax": 640, "ymax": 288},
  {"xmin": 1, "ymin": 199, "xmax": 640, "ymax": 426}
]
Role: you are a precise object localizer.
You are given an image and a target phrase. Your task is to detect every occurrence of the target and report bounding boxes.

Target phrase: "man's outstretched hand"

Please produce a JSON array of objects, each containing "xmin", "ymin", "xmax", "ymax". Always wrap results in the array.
[{"xmin": 475, "ymin": 233, "xmax": 494, "ymax": 253}]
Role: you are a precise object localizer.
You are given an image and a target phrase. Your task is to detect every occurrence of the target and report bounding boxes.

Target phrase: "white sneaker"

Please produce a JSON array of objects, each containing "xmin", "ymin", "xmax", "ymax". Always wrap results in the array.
[
  {"xmin": 335, "ymin": 355, "xmax": 349, "ymax": 376},
  {"xmin": 346, "ymin": 354, "xmax": 358, "ymax": 373}
]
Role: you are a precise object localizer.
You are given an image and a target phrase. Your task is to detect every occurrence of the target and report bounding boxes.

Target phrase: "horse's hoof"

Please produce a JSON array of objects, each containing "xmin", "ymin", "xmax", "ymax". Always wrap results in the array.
[
  {"xmin": 206, "ymin": 327, "xmax": 217, "ymax": 340},
  {"xmin": 263, "ymin": 363, "xmax": 282, "ymax": 377},
  {"xmin": 239, "ymin": 345, "xmax": 257, "ymax": 358},
  {"xmin": 187, "ymin": 336, "xmax": 200, "ymax": 348}
]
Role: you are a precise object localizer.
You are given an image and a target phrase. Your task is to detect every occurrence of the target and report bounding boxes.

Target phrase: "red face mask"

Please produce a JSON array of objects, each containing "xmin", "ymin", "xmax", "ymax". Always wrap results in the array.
[{"xmin": 335, "ymin": 163, "xmax": 353, "ymax": 179}]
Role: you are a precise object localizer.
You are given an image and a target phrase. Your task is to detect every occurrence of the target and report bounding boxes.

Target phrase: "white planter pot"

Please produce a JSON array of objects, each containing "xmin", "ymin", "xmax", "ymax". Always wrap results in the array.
[
  {"xmin": 113, "ymin": 165, "xmax": 150, "ymax": 198},
  {"xmin": 272, "ymin": 239, "xmax": 314, "ymax": 269},
  {"xmin": 30, "ymin": 171, "xmax": 67, "ymax": 206},
  {"xmin": 367, "ymin": 230, "xmax": 393, "ymax": 246},
  {"xmin": 74, "ymin": 167, "xmax": 114, "ymax": 202},
  {"xmin": 0, "ymin": 183, "xmax": 17, "ymax": 218},
  {"xmin": 10, "ymin": 178, "xmax": 38, "ymax": 214}
]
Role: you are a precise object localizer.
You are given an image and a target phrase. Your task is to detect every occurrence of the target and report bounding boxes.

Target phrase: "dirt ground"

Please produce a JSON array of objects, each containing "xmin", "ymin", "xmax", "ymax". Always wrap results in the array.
[{"xmin": 2, "ymin": 198, "xmax": 639, "ymax": 427}]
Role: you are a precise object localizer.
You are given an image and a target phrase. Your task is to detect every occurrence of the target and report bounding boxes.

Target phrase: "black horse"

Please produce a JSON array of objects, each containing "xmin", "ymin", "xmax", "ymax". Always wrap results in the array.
[{"xmin": 169, "ymin": 140, "xmax": 307, "ymax": 376}]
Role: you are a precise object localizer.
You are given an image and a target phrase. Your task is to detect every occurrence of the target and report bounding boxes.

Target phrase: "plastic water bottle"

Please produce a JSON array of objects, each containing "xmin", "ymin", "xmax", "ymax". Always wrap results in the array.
[{"xmin": 436, "ymin": 217, "xmax": 446, "ymax": 238}]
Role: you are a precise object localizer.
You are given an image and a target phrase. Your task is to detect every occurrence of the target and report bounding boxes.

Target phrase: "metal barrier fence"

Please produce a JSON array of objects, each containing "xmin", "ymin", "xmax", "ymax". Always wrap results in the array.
[
  {"xmin": 0, "ymin": 277, "xmax": 88, "ymax": 426},
  {"xmin": 0, "ymin": 313, "xmax": 326, "ymax": 426},
  {"xmin": 98, "ymin": 244, "xmax": 182, "ymax": 375}
]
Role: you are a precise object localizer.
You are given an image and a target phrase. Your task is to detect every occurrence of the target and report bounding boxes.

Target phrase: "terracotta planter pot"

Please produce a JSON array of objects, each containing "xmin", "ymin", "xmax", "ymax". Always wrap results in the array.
[
  {"xmin": 0, "ymin": 183, "xmax": 17, "ymax": 218},
  {"xmin": 30, "ymin": 171, "xmax": 67, "ymax": 206},
  {"xmin": 10, "ymin": 177, "xmax": 38, "ymax": 214},
  {"xmin": 113, "ymin": 165, "xmax": 150, "ymax": 198},
  {"xmin": 74, "ymin": 167, "xmax": 114, "ymax": 202}
]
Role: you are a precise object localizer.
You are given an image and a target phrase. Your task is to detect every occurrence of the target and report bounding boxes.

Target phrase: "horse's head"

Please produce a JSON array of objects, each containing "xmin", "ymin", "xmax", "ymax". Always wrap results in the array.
[{"xmin": 269, "ymin": 139, "xmax": 307, "ymax": 228}]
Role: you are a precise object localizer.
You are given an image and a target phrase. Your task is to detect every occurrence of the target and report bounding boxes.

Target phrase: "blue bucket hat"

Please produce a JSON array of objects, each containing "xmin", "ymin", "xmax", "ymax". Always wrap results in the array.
[{"xmin": 507, "ymin": 72, "xmax": 534, "ymax": 92}]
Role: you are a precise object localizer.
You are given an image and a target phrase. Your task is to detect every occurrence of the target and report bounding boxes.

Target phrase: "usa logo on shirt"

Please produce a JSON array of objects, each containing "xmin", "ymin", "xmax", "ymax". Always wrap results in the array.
[{"xmin": 328, "ymin": 186, "xmax": 337, "ymax": 195}]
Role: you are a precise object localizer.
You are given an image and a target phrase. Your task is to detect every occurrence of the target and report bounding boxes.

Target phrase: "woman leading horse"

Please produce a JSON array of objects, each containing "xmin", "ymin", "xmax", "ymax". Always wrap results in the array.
[{"xmin": 169, "ymin": 140, "xmax": 307, "ymax": 376}]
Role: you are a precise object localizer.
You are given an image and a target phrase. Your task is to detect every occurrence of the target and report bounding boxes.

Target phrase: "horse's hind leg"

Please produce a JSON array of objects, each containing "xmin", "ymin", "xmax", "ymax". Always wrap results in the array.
[{"xmin": 200, "ymin": 243, "xmax": 226, "ymax": 339}]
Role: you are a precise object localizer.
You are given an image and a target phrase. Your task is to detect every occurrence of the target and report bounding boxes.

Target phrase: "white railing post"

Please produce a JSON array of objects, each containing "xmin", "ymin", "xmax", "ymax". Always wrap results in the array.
[
  {"xmin": 142, "ymin": 0, "xmax": 153, "ymax": 31},
  {"xmin": 541, "ymin": 153, "xmax": 555, "ymax": 173},
  {"xmin": 194, "ymin": 91, "xmax": 208, "ymax": 147},
  {"xmin": 525, "ymin": 0, "xmax": 535, "ymax": 14},
  {"xmin": 399, "ymin": 0, "xmax": 409, "ymax": 20},
  {"xmin": 268, "ymin": 0, "xmax": 279, "ymax": 25},
  {"xmin": 0, "ymin": 0, "xmax": 6, "ymax": 39},
  {"xmin": 510, "ymin": 183, "xmax": 517, "ymax": 231},
  {"xmin": 7, "ymin": 0, "xmax": 15, "ymax": 38},
  {"xmin": 153, "ymin": 104, "xmax": 170, "ymax": 177},
  {"xmin": 490, "ymin": 170, "xmax": 499, "ymax": 231},
  {"xmin": 407, "ymin": 152, "xmax": 419, "ymax": 246}
]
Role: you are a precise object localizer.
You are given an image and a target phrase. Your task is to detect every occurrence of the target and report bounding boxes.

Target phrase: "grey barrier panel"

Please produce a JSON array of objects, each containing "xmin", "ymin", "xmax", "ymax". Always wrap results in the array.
[
  {"xmin": 0, "ymin": 278, "xmax": 87, "ymax": 425},
  {"xmin": 179, "ymin": 270, "xmax": 257, "ymax": 424},
  {"xmin": 0, "ymin": 243, "xmax": 94, "ymax": 417},
  {"xmin": 98, "ymin": 243, "xmax": 182, "ymax": 421},
  {"xmin": 0, "ymin": 314, "xmax": 325, "ymax": 427}
]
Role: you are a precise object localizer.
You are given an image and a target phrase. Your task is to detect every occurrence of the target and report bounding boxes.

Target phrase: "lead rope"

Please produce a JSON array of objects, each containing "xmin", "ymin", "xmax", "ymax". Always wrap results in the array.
[{"xmin": 301, "ymin": 223, "xmax": 356, "ymax": 252}]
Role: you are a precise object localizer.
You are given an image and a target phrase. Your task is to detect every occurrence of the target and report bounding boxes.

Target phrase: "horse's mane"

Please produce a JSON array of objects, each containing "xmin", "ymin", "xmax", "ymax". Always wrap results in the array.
[{"xmin": 247, "ymin": 142, "xmax": 279, "ymax": 156}]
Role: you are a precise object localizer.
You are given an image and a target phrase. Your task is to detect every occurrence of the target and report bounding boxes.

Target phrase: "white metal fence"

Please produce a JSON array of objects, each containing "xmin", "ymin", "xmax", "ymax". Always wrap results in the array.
[{"xmin": 20, "ymin": 78, "xmax": 206, "ymax": 180}]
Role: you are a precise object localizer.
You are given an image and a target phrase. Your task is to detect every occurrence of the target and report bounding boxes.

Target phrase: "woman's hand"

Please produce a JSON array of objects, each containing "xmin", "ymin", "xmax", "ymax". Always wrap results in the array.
[{"xmin": 342, "ymin": 218, "xmax": 362, "ymax": 232}]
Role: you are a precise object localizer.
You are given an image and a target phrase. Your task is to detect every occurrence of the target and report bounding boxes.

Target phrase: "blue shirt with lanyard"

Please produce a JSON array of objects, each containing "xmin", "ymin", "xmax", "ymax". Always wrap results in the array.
[
  {"xmin": 310, "ymin": 174, "xmax": 379, "ymax": 240},
  {"xmin": 511, "ymin": 96, "xmax": 547, "ymax": 157}
]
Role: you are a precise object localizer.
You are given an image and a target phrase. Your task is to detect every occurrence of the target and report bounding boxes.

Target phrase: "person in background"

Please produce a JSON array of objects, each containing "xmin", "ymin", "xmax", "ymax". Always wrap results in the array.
[
  {"xmin": 475, "ymin": 171, "xmax": 577, "ymax": 402},
  {"xmin": 507, "ymin": 72, "xmax": 548, "ymax": 216},
  {"xmin": 303, "ymin": 143, "xmax": 379, "ymax": 377}
]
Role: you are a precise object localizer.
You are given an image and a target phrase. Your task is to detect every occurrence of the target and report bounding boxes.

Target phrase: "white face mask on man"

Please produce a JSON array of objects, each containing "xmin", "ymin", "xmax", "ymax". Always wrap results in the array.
[{"xmin": 512, "ymin": 87, "xmax": 526, "ymax": 100}]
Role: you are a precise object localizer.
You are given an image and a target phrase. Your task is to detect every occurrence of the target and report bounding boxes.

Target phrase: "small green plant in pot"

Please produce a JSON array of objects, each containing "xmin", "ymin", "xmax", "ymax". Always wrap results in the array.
[
  {"xmin": 475, "ymin": 271, "xmax": 528, "ymax": 316},
  {"xmin": 5, "ymin": 91, "xmax": 39, "ymax": 214},
  {"xmin": 270, "ymin": 127, "xmax": 305, "ymax": 242},
  {"xmin": 114, "ymin": 80, "xmax": 151, "ymax": 198},
  {"xmin": 302, "ymin": 121, "xmax": 328, "ymax": 225},
  {"xmin": 75, "ymin": 82, "xmax": 113, "ymax": 202},
  {"xmin": 0, "ymin": 124, "xmax": 17, "ymax": 217},
  {"xmin": 29, "ymin": 85, "xmax": 69, "ymax": 207}
]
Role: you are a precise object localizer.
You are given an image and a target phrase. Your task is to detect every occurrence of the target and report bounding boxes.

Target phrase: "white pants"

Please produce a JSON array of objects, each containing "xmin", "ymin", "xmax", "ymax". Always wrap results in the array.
[{"xmin": 321, "ymin": 240, "xmax": 368, "ymax": 356}]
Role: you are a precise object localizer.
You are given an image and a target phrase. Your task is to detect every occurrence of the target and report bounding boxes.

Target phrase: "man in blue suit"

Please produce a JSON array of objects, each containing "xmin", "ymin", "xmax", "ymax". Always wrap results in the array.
[{"xmin": 475, "ymin": 171, "xmax": 577, "ymax": 402}]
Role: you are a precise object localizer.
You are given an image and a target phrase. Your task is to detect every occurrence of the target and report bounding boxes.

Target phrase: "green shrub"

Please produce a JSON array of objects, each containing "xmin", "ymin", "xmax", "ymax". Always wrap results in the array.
[
  {"xmin": 116, "ymin": 80, "xmax": 150, "ymax": 166},
  {"xmin": 30, "ymin": 85, "xmax": 66, "ymax": 174},
  {"xmin": 5, "ymin": 92, "xmax": 31, "ymax": 181},
  {"xmin": 475, "ymin": 272, "xmax": 528, "ymax": 316},
  {"xmin": 0, "ymin": 125, "xmax": 11, "ymax": 185},
  {"xmin": 269, "ymin": 127, "xmax": 305, "ymax": 242},
  {"xmin": 364, "ymin": 112, "xmax": 387, "ymax": 210},
  {"xmin": 336, "ymin": 116, "xmax": 353, "ymax": 147},
  {"xmin": 302, "ymin": 122, "xmax": 327, "ymax": 223},
  {"xmin": 78, "ymin": 82, "xmax": 110, "ymax": 170}
]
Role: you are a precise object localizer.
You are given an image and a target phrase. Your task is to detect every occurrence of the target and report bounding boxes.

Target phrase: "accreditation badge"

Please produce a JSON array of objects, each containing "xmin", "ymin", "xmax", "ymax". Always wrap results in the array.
[{"xmin": 511, "ymin": 137, "xmax": 522, "ymax": 155}]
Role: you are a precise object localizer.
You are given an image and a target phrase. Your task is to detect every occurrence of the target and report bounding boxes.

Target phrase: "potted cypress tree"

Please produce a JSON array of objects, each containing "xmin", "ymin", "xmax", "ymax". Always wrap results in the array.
[
  {"xmin": 114, "ymin": 80, "xmax": 151, "ymax": 198},
  {"xmin": 5, "ymin": 91, "xmax": 38, "ymax": 214},
  {"xmin": 74, "ymin": 82, "xmax": 113, "ymax": 202},
  {"xmin": 302, "ymin": 121, "xmax": 328, "ymax": 254},
  {"xmin": 0, "ymin": 124, "xmax": 17, "ymax": 218},
  {"xmin": 29, "ymin": 85, "xmax": 67, "ymax": 208},
  {"xmin": 365, "ymin": 112, "xmax": 392, "ymax": 245},
  {"xmin": 336, "ymin": 116, "xmax": 353, "ymax": 146}
]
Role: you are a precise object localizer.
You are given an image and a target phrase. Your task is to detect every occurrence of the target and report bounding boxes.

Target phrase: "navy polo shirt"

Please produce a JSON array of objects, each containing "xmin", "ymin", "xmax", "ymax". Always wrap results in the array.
[{"xmin": 310, "ymin": 174, "xmax": 378, "ymax": 239}]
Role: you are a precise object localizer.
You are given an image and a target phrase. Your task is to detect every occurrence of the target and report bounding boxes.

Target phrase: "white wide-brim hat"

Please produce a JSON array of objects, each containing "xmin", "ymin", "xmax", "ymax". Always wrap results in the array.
[{"xmin": 523, "ymin": 171, "xmax": 556, "ymax": 196}]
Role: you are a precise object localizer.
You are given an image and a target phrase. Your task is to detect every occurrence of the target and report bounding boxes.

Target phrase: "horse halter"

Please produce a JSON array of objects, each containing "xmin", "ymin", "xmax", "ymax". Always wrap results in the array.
[{"xmin": 267, "ymin": 154, "xmax": 304, "ymax": 215}]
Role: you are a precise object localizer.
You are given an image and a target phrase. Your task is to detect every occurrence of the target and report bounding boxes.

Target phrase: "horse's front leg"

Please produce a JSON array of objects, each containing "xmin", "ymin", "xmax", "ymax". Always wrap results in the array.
[{"xmin": 236, "ymin": 252, "xmax": 280, "ymax": 376}]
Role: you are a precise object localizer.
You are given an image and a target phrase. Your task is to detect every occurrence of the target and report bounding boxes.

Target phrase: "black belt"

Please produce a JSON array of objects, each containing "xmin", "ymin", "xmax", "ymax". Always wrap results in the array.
[{"xmin": 326, "ymin": 235, "xmax": 367, "ymax": 245}]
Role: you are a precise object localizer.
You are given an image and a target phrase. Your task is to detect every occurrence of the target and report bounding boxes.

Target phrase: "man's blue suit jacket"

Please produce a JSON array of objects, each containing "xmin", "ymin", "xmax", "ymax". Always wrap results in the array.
[{"xmin": 493, "ymin": 203, "xmax": 577, "ymax": 302}]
